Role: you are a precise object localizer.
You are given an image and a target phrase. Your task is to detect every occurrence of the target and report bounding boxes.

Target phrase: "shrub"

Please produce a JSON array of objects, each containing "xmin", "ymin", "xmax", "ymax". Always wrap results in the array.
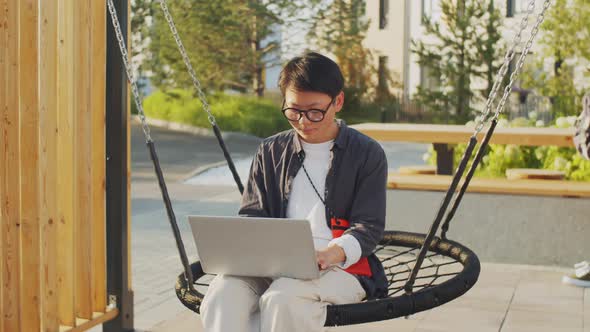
[
  {"xmin": 143, "ymin": 90, "xmax": 290, "ymax": 138},
  {"xmin": 426, "ymin": 116, "xmax": 590, "ymax": 181}
]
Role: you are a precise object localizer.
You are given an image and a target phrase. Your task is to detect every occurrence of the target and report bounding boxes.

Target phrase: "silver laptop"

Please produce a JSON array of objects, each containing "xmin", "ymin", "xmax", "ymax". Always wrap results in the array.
[{"xmin": 188, "ymin": 215, "xmax": 320, "ymax": 280}]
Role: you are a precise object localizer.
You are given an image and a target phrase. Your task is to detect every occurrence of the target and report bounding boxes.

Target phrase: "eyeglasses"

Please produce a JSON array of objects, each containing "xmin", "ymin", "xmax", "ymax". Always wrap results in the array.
[{"xmin": 281, "ymin": 97, "xmax": 335, "ymax": 123}]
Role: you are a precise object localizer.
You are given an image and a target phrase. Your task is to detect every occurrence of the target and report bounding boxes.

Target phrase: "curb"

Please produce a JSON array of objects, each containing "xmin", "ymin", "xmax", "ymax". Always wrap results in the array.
[
  {"xmin": 181, "ymin": 160, "xmax": 230, "ymax": 183},
  {"xmin": 131, "ymin": 115, "xmax": 262, "ymax": 142}
]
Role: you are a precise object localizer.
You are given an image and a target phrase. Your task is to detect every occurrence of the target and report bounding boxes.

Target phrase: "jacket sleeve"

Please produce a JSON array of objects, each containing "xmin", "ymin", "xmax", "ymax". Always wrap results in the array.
[
  {"xmin": 344, "ymin": 143, "xmax": 388, "ymax": 257},
  {"xmin": 238, "ymin": 143, "xmax": 270, "ymax": 217}
]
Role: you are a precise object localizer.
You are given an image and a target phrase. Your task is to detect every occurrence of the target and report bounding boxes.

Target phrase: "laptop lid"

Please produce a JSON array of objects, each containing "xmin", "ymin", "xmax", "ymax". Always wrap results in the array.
[{"xmin": 188, "ymin": 215, "xmax": 320, "ymax": 280}]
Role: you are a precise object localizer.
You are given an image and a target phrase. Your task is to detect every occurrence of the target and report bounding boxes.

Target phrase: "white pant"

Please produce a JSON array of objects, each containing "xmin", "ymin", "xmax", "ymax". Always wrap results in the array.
[{"xmin": 201, "ymin": 268, "xmax": 366, "ymax": 332}]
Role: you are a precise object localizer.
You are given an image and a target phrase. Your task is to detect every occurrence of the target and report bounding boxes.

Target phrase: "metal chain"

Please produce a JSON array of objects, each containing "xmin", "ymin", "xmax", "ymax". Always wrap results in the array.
[
  {"xmin": 474, "ymin": 0, "xmax": 538, "ymax": 134},
  {"xmin": 160, "ymin": 1, "xmax": 217, "ymax": 126},
  {"xmin": 106, "ymin": 0, "xmax": 152, "ymax": 142},
  {"xmin": 491, "ymin": 0, "xmax": 552, "ymax": 122}
]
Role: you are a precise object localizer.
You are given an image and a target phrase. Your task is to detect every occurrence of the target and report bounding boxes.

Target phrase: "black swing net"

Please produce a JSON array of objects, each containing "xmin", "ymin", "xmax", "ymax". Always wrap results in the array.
[{"xmin": 107, "ymin": 0, "xmax": 552, "ymax": 326}]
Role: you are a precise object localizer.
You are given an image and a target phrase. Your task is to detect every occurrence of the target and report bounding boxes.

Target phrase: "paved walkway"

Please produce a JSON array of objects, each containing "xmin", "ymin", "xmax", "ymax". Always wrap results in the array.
[{"xmin": 150, "ymin": 263, "xmax": 589, "ymax": 332}]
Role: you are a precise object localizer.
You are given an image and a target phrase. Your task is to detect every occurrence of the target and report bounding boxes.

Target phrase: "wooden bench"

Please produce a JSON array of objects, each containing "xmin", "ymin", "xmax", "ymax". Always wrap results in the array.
[
  {"xmin": 388, "ymin": 173, "xmax": 590, "ymax": 198},
  {"xmin": 351, "ymin": 123, "xmax": 575, "ymax": 175}
]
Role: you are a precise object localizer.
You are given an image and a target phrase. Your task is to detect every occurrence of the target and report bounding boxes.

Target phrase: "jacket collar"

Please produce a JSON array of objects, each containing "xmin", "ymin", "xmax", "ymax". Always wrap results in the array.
[{"xmin": 291, "ymin": 119, "xmax": 348, "ymax": 155}]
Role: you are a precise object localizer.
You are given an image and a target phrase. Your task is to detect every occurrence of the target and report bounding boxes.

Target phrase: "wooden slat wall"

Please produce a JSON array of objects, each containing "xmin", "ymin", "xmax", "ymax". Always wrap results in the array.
[
  {"xmin": 0, "ymin": 0, "xmax": 7, "ymax": 330},
  {"xmin": 57, "ymin": 0, "xmax": 76, "ymax": 328},
  {"xmin": 74, "ymin": 0, "xmax": 94, "ymax": 321},
  {"xmin": 40, "ymin": 1, "xmax": 59, "ymax": 331},
  {"xmin": 19, "ymin": 1, "xmax": 41, "ymax": 331},
  {"xmin": 3, "ymin": 1, "xmax": 21, "ymax": 331},
  {"xmin": 1, "ymin": 0, "xmax": 113, "ymax": 331},
  {"xmin": 91, "ymin": 0, "xmax": 107, "ymax": 313}
]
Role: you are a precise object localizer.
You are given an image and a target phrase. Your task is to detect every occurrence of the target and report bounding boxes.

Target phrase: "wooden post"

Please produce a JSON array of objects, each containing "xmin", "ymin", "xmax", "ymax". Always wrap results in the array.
[
  {"xmin": 40, "ymin": 0, "xmax": 59, "ymax": 330},
  {"xmin": 105, "ymin": 0, "xmax": 134, "ymax": 330},
  {"xmin": 433, "ymin": 143, "xmax": 455, "ymax": 175},
  {"xmin": 57, "ymin": 0, "xmax": 76, "ymax": 327},
  {"xmin": 20, "ymin": 0, "xmax": 41, "ymax": 330},
  {"xmin": 91, "ymin": 0, "xmax": 107, "ymax": 314},
  {"xmin": 74, "ymin": 0, "xmax": 94, "ymax": 321}
]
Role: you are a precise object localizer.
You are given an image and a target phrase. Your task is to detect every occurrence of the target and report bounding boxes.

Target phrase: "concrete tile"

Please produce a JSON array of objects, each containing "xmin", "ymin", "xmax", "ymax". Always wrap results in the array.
[
  {"xmin": 327, "ymin": 317, "xmax": 421, "ymax": 332},
  {"xmin": 460, "ymin": 284, "xmax": 516, "ymax": 303},
  {"xmin": 510, "ymin": 293, "xmax": 582, "ymax": 315},
  {"xmin": 585, "ymin": 288, "xmax": 589, "ymax": 332},
  {"xmin": 501, "ymin": 308, "xmax": 583, "ymax": 332},
  {"xmin": 151, "ymin": 309, "xmax": 203, "ymax": 332},
  {"xmin": 515, "ymin": 280, "xmax": 583, "ymax": 299},
  {"xmin": 135, "ymin": 296, "xmax": 189, "ymax": 331},
  {"xmin": 416, "ymin": 306, "xmax": 505, "ymax": 331}
]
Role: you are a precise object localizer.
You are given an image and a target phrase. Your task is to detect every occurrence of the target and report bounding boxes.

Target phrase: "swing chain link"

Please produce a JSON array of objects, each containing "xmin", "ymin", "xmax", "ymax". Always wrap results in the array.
[
  {"xmin": 473, "ymin": 0, "xmax": 551, "ymax": 136},
  {"xmin": 160, "ymin": 1, "xmax": 217, "ymax": 126},
  {"xmin": 106, "ymin": 0, "xmax": 152, "ymax": 142}
]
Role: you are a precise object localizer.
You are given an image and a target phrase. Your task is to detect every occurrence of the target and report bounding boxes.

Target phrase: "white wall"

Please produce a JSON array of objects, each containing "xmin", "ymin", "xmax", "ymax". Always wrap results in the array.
[{"xmin": 366, "ymin": 0, "xmax": 589, "ymax": 98}]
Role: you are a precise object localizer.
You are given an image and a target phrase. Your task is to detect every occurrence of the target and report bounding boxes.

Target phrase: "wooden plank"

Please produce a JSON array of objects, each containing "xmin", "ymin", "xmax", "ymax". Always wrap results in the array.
[
  {"xmin": 74, "ymin": 0, "xmax": 93, "ymax": 320},
  {"xmin": 91, "ymin": 0, "xmax": 107, "ymax": 313},
  {"xmin": 506, "ymin": 168, "xmax": 565, "ymax": 180},
  {"xmin": 2, "ymin": 1, "xmax": 21, "ymax": 331},
  {"xmin": 387, "ymin": 174, "xmax": 590, "ymax": 198},
  {"xmin": 0, "ymin": 0, "xmax": 7, "ymax": 328},
  {"xmin": 351, "ymin": 123, "xmax": 575, "ymax": 147},
  {"xmin": 40, "ymin": 0, "xmax": 59, "ymax": 330},
  {"xmin": 57, "ymin": 0, "xmax": 76, "ymax": 327},
  {"xmin": 20, "ymin": 0, "xmax": 41, "ymax": 330},
  {"xmin": 59, "ymin": 309, "xmax": 119, "ymax": 332}
]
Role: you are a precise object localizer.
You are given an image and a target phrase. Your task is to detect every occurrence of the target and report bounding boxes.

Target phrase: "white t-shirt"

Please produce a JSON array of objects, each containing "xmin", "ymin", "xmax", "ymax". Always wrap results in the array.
[{"xmin": 286, "ymin": 138, "xmax": 362, "ymax": 269}]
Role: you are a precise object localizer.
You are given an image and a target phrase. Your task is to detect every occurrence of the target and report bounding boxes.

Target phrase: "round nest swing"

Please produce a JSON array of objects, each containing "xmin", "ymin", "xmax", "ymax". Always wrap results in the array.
[
  {"xmin": 106, "ymin": 0, "xmax": 552, "ymax": 327},
  {"xmin": 176, "ymin": 231, "xmax": 480, "ymax": 326}
]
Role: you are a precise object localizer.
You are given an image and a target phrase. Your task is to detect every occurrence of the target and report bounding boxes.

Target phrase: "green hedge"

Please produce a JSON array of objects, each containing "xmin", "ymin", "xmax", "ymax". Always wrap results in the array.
[{"xmin": 143, "ymin": 89, "xmax": 291, "ymax": 138}]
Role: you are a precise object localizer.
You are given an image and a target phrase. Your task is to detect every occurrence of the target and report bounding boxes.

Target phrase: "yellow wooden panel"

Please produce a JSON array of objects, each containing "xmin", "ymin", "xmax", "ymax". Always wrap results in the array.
[
  {"xmin": 388, "ymin": 174, "xmax": 590, "ymax": 198},
  {"xmin": 40, "ymin": 0, "xmax": 59, "ymax": 330},
  {"xmin": 74, "ymin": 0, "xmax": 93, "ymax": 320},
  {"xmin": 20, "ymin": 0, "xmax": 41, "ymax": 330},
  {"xmin": 0, "ymin": 0, "xmax": 7, "ymax": 329},
  {"xmin": 91, "ymin": 0, "xmax": 107, "ymax": 312},
  {"xmin": 57, "ymin": 0, "xmax": 76, "ymax": 327},
  {"xmin": 351, "ymin": 123, "xmax": 575, "ymax": 147},
  {"xmin": 2, "ymin": 1, "xmax": 21, "ymax": 331}
]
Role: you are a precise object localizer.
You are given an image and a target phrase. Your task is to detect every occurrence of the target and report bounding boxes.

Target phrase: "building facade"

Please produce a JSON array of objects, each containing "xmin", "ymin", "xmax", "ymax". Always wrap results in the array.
[{"xmin": 365, "ymin": 0, "xmax": 588, "ymax": 101}]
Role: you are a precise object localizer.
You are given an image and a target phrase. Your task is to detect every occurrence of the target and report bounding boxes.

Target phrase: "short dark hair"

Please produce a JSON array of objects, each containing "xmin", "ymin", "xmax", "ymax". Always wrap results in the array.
[{"xmin": 278, "ymin": 52, "xmax": 344, "ymax": 98}]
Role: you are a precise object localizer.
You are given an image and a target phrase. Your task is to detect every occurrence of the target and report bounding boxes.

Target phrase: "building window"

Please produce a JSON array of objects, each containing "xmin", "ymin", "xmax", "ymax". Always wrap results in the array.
[
  {"xmin": 422, "ymin": 0, "xmax": 442, "ymax": 23},
  {"xmin": 507, "ymin": 0, "xmax": 531, "ymax": 17},
  {"xmin": 420, "ymin": 65, "xmax": 440, "ymax": 91},
  {"xmin": 379, "ymin": 0, "xmax": 389, "ymax": 29}
]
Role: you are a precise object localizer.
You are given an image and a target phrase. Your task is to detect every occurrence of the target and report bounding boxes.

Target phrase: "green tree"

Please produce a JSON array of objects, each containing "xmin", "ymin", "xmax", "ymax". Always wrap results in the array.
[
  {"xmin": 412, "ymin": 0, "xmax": 504, "ymax": 123},
  {"xmin": 520, "ymin": 0, "xmax": 590, "ymax": 117},
  {"xmin": 142, "ymin": 0, "xmax": 321, "ymax": 97},
  {"xmin": 309, "ymin": 0, "xmax": 397, "ymax": 111}
]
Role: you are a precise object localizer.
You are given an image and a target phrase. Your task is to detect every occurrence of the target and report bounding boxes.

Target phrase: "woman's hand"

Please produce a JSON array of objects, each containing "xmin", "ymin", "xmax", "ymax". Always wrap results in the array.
[{"xmin": 316, "ymin": 244, "xmax": 346, "ymax": 270}]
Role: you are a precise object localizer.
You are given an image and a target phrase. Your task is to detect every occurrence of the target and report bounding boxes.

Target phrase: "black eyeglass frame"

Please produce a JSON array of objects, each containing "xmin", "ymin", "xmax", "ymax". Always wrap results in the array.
[{"xmin": 281, "ymin": 96, "xmax": 336, "ymax": 123}]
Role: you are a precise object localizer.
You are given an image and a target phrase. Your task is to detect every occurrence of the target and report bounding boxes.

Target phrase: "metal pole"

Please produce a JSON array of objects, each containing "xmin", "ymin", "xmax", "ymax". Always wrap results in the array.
[{"xmin": 105, "ymin": 0, "xmax": 134, "ymax": 330}]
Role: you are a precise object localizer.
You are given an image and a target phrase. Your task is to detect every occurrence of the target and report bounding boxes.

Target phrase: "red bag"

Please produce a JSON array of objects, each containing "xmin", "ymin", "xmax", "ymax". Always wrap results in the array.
[{"xmin": 330, "ymin": 217, "xmax": 372, "ymax": 277}]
